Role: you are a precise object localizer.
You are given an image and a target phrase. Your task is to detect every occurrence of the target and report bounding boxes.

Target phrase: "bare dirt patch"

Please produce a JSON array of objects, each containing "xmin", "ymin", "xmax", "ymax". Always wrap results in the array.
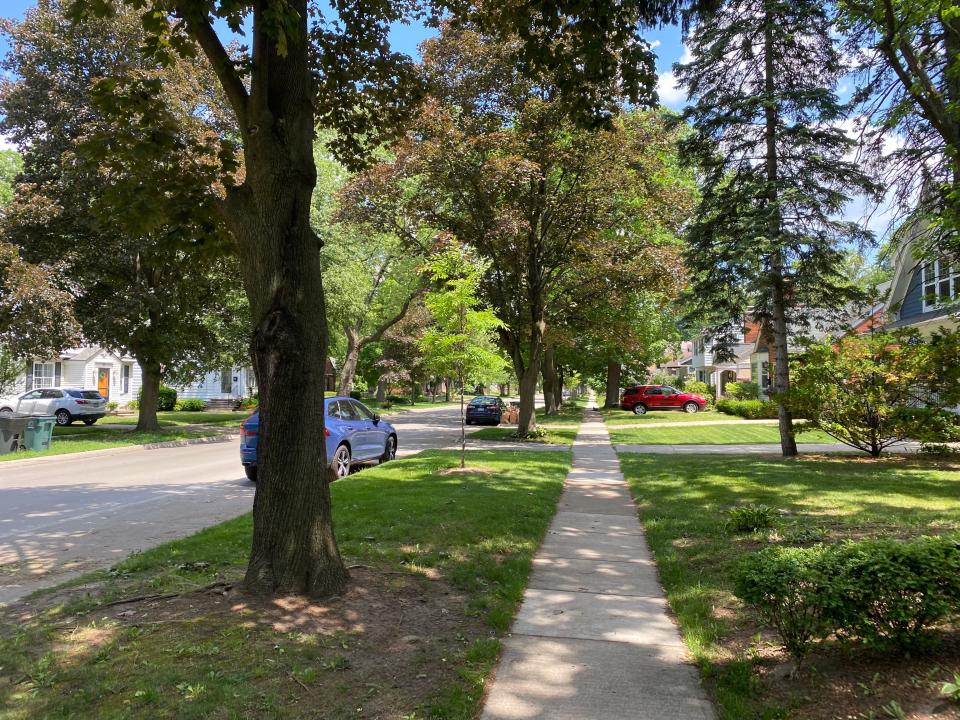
[
  {"xmin": 2, "ymin": 566, "xmax": 496, "ymax": 718},
  {"xmin": 438, "ymin": 467, "xmax": 496, "ymax": 476}
]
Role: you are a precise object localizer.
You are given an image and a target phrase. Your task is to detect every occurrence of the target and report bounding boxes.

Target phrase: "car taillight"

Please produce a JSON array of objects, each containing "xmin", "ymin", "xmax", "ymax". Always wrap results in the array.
[
  {"xmin": 241, "ymin": 425, "xmax": 257, "ymax": 438},
  {"xmin": 75, "ymin": 399, "xmax": 89, "ymax": 405},
  {"xmin": 324, "ymin": 428, "xmax": 331, "ymax": 437},
  {"xmin": 486, "ymin": 404, "xmax": 498, "ymax": 410}
]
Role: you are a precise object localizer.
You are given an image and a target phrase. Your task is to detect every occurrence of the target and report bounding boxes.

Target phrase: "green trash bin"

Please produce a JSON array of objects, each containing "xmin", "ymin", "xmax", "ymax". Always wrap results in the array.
[
  {"xmin": 0, "ymin": 413, "xmax": 29, "ymax": 454},
  {"xmin": 24, "ymin": 416, "xmax": 56, "ymax": 452}
]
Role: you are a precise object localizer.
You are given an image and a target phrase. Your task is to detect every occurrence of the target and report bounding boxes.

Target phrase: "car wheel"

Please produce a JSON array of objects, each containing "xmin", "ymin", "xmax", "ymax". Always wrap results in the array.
[
  {"xmin": 0, "ymin": 407, "xmax": 12, "ymax": 414},
  {"xmin": 683, "ymin": 402, "xmax": 699, "ymax": 414},
  {"xmin": 83, "ymin": 418, "xmax": 97, "ymax": 426},
  {"xmin": 380, "ymin": 435, "xmax": 397, "ymax": 463},
  {"xmin": 465, "ymin": 418, "xmax": 473, "ymax": 425},
  {"xmin": 55, "ymin": 409, "xmax": 72, "ymax": 426},
  {"xmin": 632, "ymin": 404, "xmax": 647, "ymax": 416},
  {"xmin": 244, "ymin": 465, "xmax": 258, "ymax": 482},
  {"xmin": 329, "ymin": 444, "xmax": 351, "ymax": 481}
]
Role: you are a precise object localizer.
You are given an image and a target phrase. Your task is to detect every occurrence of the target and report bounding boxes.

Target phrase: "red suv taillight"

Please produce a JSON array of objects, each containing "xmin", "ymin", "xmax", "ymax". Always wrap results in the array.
[{"xmin": 75, "ymin": 399, "xmax": 89, "ymax": 405}]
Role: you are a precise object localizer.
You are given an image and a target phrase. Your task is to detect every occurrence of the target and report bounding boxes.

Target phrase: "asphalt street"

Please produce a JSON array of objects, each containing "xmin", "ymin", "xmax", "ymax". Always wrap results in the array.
[{"xmin": 0, "ymin": 402, "xmax": 472, "ymax": 605}]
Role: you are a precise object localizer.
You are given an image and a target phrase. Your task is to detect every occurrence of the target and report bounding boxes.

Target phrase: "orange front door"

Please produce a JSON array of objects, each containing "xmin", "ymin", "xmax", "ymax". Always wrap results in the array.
[{"xmin": 98, "ymin": 368, "xmax": 110, "ymax": 399}]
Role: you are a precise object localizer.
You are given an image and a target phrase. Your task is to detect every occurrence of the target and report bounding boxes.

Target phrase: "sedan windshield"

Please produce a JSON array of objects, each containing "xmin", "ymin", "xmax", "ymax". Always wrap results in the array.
[{"xmin": 469, "ymin": 397, "xmax": 498, "ymax": 405}]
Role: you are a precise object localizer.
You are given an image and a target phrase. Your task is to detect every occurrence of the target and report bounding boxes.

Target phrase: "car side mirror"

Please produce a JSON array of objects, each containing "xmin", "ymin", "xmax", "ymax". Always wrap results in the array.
[{"xmin": 372, "ymin": 413, "xmax": 381, "ymax": 424}]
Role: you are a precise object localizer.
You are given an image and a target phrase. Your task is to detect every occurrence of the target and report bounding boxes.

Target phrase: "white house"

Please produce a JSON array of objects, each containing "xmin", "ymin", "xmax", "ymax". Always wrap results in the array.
[
  {"xmin": 173, "ymin": 367, "xmax": 258, "ymax": 405},
  {"xmin": 12, "ymin": 346, "xmax": 142, "ymax": 404},
  {"xmin": 689, "ymin": 320, "xmax": 761, "ymax": 398}
]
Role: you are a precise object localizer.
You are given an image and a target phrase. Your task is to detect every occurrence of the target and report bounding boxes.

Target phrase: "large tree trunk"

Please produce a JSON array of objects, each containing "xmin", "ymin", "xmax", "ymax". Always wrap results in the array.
[
  {"xmin": 136, "ymin": 358, "xmax": 161, "ymax": 432},
  {"xmin": 764, "ymin": 5, "xmax": 797, "ymax": 458},
  {"xmin": 337, "ymin": 325, "xmax": 360, "ymax": 395},
  {"xmin": 604, "ymin": 361, "xmax": 621, "ymax": 408},
  {"xmin": 542, "ymin": 345, "xmax": 559, "ymax": 415},
  {"xmin": 376, "ymin": 378, "xmax": 386, "ymax": 403},
  {"xmin": 222, "ymin": 0, "xmax": 346, "ymax": 597},
  {"xmin": 444, "ymin": 377, "xmax": 451, "ymax": 402}
]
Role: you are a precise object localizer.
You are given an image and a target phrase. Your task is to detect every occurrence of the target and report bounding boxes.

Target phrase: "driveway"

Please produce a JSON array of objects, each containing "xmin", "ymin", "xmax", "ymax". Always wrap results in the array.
[{"xmin": 0, "ymin": 403, "xmax": 482, "ymax": 606}]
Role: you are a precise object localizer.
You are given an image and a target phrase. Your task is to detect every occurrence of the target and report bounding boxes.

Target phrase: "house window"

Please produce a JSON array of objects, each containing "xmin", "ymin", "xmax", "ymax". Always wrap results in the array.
[
  {"xmin": 922, "ymin": 259, "xmax": 959, "ymax": 311},
  {"xmin": 33, "ymin": 362, "xmax": 56, "ymax": 388},
  {"xmin": 121, "ymin": 364, "xmax": 131, "ymax": 394},
  {"xmin": 761, "ymin": 361, "xmax": 771, "ymax": 390}
]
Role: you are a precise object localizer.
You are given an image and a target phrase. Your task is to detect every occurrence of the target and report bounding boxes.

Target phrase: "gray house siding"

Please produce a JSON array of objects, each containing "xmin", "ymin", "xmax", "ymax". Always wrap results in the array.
[
  {"xmin": 893, "ymin": 263, "xmax": 955, "ymax": 327},
  {"xmin": 900, "ymin": 265, "xmax": 925, "ymax": 320}
]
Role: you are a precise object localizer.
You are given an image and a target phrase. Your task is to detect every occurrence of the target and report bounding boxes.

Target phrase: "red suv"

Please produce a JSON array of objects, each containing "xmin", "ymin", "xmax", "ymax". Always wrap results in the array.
[{"xmin": 620, "ymin": 385, "xmax": 708, "ymax": 415}]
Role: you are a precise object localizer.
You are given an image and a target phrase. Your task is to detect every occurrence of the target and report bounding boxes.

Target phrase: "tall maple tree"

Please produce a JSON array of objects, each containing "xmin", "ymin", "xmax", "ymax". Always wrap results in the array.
[
  {"xmin": 677, "ymin": 0, "xmax": 879, "ymax": 456},
  {"xmin": 66, "ymin": 0, "xmax": 710, "ymax": 595}
]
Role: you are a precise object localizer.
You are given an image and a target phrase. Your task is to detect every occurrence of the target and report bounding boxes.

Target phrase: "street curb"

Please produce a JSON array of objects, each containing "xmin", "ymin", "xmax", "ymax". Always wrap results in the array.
[{"xmin": 0, "ymin": 433, "xmax": 237, "ymax": 468}]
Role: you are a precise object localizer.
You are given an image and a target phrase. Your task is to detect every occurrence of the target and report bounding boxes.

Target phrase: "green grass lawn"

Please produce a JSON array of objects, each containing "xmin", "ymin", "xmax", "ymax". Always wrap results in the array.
[
  {"xmin": 619, "ymin": 454, "xmax": 960, "ymax": 719},
  {"xmin": 469, "ymin": 425, "xmax": 578, "ymax": 445},
  {"xmin": 601, "ymin": 406, "xmax": 750, "ymax": 426},
  {"xmin": 0, "ymin": 450, "xmax": 569, "ymax": 720},
  {"xmin": 0, "ymin": 426, "xmax": 223, "ymax": 462},
  {"xmin": 609, "ymin": 423, "xmax": 834, "ymax": 445},
  {"xmin": 105, "ymin": 410, "xmax": 252, "ymax": 427}
]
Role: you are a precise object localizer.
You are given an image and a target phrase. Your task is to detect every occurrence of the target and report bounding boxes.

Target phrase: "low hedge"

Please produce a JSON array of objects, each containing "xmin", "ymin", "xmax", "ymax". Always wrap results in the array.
[
  {"xmin": 174, "ymin": 399, "xmax": 206, "ymax": 412},
  {"xmin": 716, "ymin": 398, "xmax": 779, "ymax": 419},
  {"xmin": 734, "ymin": 537, "xmax": 960, "ymax": 663}
]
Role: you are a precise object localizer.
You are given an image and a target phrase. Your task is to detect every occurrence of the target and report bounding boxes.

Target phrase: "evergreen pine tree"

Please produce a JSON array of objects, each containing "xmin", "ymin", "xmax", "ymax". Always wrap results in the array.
[{"xmin": 677, "ymin": 0, "xmax": 879, "ymax": 456}]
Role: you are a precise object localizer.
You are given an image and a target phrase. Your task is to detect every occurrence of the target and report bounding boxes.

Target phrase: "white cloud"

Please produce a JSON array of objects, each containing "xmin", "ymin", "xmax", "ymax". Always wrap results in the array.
[
  {"xmin": 656, "ymin": 70, "xmax": 687, "ymax": 109},
  {"xmin": 649, "ymin": 39, "xmax": 662, "ymax": 50}
]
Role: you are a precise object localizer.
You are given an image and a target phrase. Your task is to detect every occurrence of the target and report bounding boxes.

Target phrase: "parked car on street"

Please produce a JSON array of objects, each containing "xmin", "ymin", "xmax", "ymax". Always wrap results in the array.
[
  {"xmin": 620, "ymin": 385, "xmax": 707, "ymax": 415},
  {"xmin": 465, "ymin": 396, "xmax": 506, "ymax": 425},
  {"xmin": 0, "ymin": 387, "xmax": 107, "ymax": 426},
  {"xmin": 239, "ymin": 396, "xmax": 397, "ymax": 482}
]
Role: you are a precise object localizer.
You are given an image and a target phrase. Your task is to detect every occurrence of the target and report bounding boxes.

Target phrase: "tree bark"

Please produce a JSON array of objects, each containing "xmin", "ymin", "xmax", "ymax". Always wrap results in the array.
[
  {"xmin": 764, "ymin": 2, "xmax": 797, "ymax": 458},
  {"xmin": 338, "ymin": 325, "xmax": 360, "ymax": 395},
  {"xmin": 197, "ymin": 0, "xmax": 347, "ymax": 597},
  {"xmin": 444, "ymin": 377, "xmax": 451, "ymax": 402},
  {"xmin": 542, "ymin": 345, "xmax": 559, "ymax": 415},
  {"xmin": 605, "ymin": 361, "xmax": 622, "ymax": 408},
  {"xmin": 136, "ymin": 358, "xmax": 161, "ymax": 432}
]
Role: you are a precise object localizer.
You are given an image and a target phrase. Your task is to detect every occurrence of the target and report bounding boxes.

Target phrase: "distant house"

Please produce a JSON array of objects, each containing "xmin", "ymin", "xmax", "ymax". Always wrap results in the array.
[
  {"xmin": 689, "ymin": 320, "xmax": 760, "ymax": 398},
  {"xmin": 884, "ymin": 235, "xmax": 958, "ymax": 335},
  {"xmin": 10, "ymin": 346, "xmax": 142, "ymax": 404},
  {"xmin": 651, "ymin": 341, "xmax": 694, "ymax": 382},
  {"xmin": 8, "ymin": 347, "xmax": 338, "ymax": 407}
]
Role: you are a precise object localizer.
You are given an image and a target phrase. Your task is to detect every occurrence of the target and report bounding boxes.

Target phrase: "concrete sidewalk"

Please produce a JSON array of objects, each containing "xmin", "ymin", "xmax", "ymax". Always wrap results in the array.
[{"xmin": 481, "ymin": 411, "xmax": 713, "ymax": 720}]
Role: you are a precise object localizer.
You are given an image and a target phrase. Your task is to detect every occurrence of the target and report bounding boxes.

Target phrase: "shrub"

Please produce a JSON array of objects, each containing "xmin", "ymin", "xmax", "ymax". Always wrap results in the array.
[
  {"xmin": 726, "ymin": 504, "xmax": 779, "ymax": 533},
  {"xmin": 387, "ymin": 394, "xmax": 411, "ymax": 405},
  {"xmin": 735, "ymin": 538, "xmax": 960, "ymax": 662},
  {"xmin": 725, "ymin": 380, "xmax": 760, "ymax": 400},
  {"xmin": 128, "ymin": 400, "xmax": 139, "ymax": 410},
  {"xmin": 824, "ymin": 537, "xmax": 960, "ymax": 649},
  {"xmin": 682, "ymin": 379, "xmax": 714, "ymax": 405},
  {"xmin": 349, "ymin": 390, "xmax": 362, "ymax": 400},
  {"xmin": 106, "ymin": 401, "xmax": 118, "ymax": 412},
  {"xmin": 175, "ymin": 399, "xmax": 205, "ymax": 412},
  {"xmin": 734, "ymin": 546, "xmax": 832, "ymax": 664},
  {"xmin": 789, "ymin": 328, "xmax": 960, "ymax": 457},
  {"xmin": 716, "ymin": 398, "xmax": 779, "ymax": 419},
  {"xmin": 239, "ymin": 397, "xmax": 258, "ymax": 410},
  {"xmin": 158, "ymin": 386, "xmax": 177, "ymax": 411}
]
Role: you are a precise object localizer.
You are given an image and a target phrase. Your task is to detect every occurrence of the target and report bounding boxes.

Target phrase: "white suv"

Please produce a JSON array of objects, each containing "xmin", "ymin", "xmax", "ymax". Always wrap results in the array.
[{"xmin": 0, "ymin": 387, "xmax": 107, "ymax": 426}]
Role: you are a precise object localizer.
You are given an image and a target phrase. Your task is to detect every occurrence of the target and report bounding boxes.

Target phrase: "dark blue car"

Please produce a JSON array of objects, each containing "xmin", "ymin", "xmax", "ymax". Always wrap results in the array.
[
  {"xmin": 240, "ymin": 396, "xmax": 397, "ymax": 482},
  {"xmin": 464, "ymin": 396, "xmax": 506, "ymax": 425}
]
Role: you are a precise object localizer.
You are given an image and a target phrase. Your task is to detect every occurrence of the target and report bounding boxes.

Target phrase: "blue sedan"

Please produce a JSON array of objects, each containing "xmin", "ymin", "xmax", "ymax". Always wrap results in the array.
[{"xmin": 239, "ymin": 396, "xmax": 398, "ymax": 482}]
